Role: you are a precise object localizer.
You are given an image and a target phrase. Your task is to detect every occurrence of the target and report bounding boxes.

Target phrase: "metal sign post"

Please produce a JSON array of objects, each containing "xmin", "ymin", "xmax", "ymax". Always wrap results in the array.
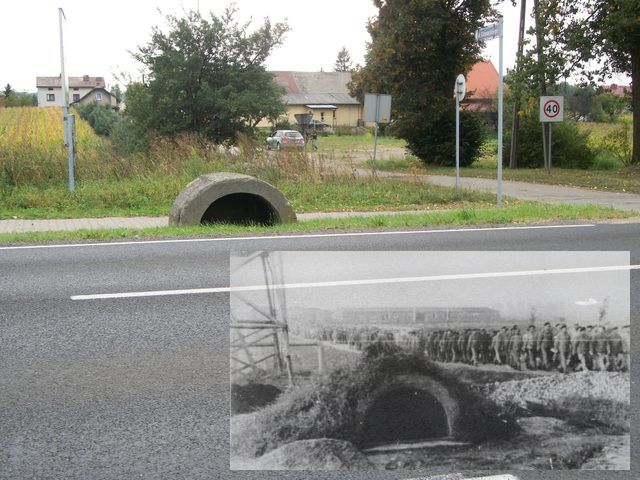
[
  {"xmin": 539, "ymin": 96, "xmax": 564, "ymax": 174},
  {"xmin": 454, "ymin": 74, "xmax": 466, "ymax": 194},
  {"xmin": 364, "ymin": 93, "xmax": 392, "ymax": 170},
  {"xmin": 59, "ymin": 8, "xmax": 75, "ymax": 193},
  {"xmin": 476, "ymin": 18, "xmax": 504, "ymax": 207}
]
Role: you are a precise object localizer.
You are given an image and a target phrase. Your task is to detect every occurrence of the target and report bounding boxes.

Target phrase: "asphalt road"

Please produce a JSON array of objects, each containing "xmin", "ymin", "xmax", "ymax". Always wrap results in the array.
[{"xmin": 1, "ymin": 221, "xmax": 638, "ymax": 480}]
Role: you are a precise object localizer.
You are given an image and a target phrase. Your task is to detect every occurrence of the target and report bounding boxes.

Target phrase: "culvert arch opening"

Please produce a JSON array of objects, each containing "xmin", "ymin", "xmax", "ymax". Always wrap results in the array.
[
  {"xmin": 360, "ymin": 387, "xmax": 449, "ymax": 446},
  {"xmin": 201, "ymin": 192, "xmax": 280, "ymax": 226}
]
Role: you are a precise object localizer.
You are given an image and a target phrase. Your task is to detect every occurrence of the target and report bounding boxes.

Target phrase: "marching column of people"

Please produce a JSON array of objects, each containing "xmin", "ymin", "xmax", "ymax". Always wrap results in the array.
[
  {"xmin": 419, "ymin": 322, "xmax": 629, "ymax": 372},
  {"xmin": 298, "ymin": 322, "xmax": 629, "ymax": 373}
]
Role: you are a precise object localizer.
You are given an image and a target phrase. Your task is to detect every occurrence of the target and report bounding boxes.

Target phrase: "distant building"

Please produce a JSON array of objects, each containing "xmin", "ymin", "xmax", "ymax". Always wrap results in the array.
[
  {"xmin": 262, "ymin": 61, "xmax": 500, "ymax": 129},
  {"xmin": 603, "ymin": 83, "xmax": 631, "ymax": 97},
  {"xmin": 336, "ymin": 307, "xmax": 502, "ymax": 328},
  {"xmin": 36, "ymin": 75, "xmax": 118, "ymax": 108},
  {"xmin": 262, "ymin": 71, "xmax": 362, "ymax": 128},
  {"xmin": 462, "ymin": 60, "xmax": 499, "ymax": 112}
]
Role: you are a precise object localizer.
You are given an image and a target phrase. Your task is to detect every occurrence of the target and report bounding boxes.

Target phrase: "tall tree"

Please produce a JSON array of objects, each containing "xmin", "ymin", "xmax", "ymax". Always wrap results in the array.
[
  {"xmin": 126, "ymin": 7, "xmax": 289, "ymax": 143},
  {"xmin": 560, "ymin": 0, "xmax": 640, "ymax": 164},
  {"xmin": 334, "ymin": 47, "xmax": 353, "ymax": 72},
  {"xmin": 350, "ymin": 0, "xmax": 496, "ymax": 165},
  {"xmin": 3, "ymin": 83, "xmax": 13, "ymax": 98}
]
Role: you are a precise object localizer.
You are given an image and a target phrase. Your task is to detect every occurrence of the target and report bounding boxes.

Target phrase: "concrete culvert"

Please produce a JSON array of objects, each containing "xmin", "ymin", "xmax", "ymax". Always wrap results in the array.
[
  {"xmin": 201, "ymin": 192, "xmax": 277, "ymax": 226},
  {"xmin": 360, "ymin": 387, "xmax": 449, "ymax": 446},
  {"xmin": 169, "ymin": 172, "xmax": 296, "ymax": 227}
]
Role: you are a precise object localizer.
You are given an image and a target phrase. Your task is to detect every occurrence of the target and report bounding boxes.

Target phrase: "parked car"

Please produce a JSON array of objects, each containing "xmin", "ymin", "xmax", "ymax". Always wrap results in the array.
[
  {"xmin": 308, "ymin": 120, "xmax": 333, "ymax": 133},
  {"xmin": 266, "ymin": 130, "xmax": 306, "ymax": 150}
]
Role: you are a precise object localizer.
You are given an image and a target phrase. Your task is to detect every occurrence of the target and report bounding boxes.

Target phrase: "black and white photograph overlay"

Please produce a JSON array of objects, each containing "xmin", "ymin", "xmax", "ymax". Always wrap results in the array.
[{"xmin": 229, "ymin": 251, "xmax": 631, "ymax": 472}]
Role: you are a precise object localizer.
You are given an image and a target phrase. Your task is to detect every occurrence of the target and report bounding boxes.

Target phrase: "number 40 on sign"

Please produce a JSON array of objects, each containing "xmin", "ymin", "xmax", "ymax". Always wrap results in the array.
[{"xmin": 539, "ymin": 95, "xmax": 564, "ymax": 123}]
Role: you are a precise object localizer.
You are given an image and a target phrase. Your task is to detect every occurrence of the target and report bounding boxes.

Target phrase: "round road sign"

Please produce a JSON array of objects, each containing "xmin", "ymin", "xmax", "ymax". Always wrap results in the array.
[
  {"xmin": 543, "ymin": 99, "xmax": 560, "ymax": 119},
  {"xmin": 539, "ymin": 96, "xmax": 564, "ymax": 122}
]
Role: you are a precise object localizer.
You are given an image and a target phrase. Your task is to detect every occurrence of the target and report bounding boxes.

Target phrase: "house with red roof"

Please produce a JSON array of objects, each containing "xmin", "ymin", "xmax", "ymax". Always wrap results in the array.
[
  {"xmin": 462, "ymin": 60, "xmax": 499, "ymax": 111},
  {"xmin": 263, "ymin": 61, "xmax": 500, "ymax": 128}
]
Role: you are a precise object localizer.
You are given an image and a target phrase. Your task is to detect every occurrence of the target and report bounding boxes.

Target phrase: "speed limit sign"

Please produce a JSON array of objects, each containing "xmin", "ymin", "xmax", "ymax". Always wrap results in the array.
[{"xmin": 539, "ymin": 95, "xmax": 564, "ymax": 122}]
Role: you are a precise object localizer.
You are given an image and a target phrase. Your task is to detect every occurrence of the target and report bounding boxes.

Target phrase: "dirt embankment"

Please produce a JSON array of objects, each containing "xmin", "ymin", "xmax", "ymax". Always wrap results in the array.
[{"xmin": 482, "ymin": 371, "xmax": 629, "ymax": 433}]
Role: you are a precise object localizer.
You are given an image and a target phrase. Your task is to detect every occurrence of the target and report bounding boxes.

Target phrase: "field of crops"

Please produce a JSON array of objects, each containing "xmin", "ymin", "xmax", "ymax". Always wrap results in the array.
[{"xmin": 0, "ymin": 106, "xmax": 107, "ymax": 186}]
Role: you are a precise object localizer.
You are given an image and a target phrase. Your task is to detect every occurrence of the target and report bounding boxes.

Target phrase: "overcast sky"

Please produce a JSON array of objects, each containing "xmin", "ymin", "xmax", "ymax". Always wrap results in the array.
[
  {"xmin": 231, "ymin": 252, "xmax": 630, "ymax": 326},
  {"xmin": 1, "ymin": 0, "xmax": 629, "ymax": 92}
]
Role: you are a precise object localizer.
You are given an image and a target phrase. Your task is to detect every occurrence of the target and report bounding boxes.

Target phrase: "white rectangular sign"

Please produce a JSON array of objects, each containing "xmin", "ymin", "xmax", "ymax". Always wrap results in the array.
[
  {"xmin": 539, "ymin": 95, "xmax": 564, "ymax": 122},
  {"xmin": 364, "ymin": 93, "xmax": 392, "ymax": 123},
  {"xmin": 475, "ymin": 22, "xmax": 501, "ymax": 41}
]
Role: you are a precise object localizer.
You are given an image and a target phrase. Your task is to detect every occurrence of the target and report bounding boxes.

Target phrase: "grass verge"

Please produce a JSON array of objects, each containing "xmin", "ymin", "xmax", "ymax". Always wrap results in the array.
[
  {"xmin": 0, "ymin": 202, "xmax": 633, "ymax": 244},
  {"xmin": 0, "ymin": 176, "xmax": 497, "ymax": 219}
]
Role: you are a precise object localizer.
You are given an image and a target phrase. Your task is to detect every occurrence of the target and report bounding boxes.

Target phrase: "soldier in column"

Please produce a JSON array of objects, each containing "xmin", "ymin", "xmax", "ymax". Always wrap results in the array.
[
  {"xmin": 621, "ymin": 325, "xmax": 630, "ymax": 372},
  {"xmin": 590, "ymin": 325, "xmax": 610, "ymax": 371},
  {"xmin": 523, "ymin": 325, "xmax": 537, "ymax": 369},
  {"xmin": 468, "ymin": 329, "xmax": 480, "ymax": 366},
  {"xmin": 554, "ymin": 324, "xmax": 571, "ymax": 374},
  {"xmin": 509, "ymin": 326, "xmax": 524, "ymax": 370},
  {"xmin": 538, "ymin": 322, "xmax": 554, "ymax": 370},
  {"xmin": 608, "ymin": 326, "xmax": 625, "ymax": 371},
  {"xmin": 573, "ymin": 326, "xmax": 590, "ymax": 371}
]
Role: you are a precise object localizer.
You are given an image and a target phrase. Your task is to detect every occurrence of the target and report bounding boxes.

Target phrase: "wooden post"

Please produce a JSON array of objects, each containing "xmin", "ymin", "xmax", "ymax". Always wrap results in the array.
[
  {"xmin": 509, "ymin": 0, "xmax": 527, "ymax": 169},
  {"xmin": 317, "ymin": 342, "xmax": 325, "ymax": 374}
]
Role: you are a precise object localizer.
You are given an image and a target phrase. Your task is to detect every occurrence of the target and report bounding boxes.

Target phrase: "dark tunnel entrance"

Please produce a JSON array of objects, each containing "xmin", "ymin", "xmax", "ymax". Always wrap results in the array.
[
  {"xmin": 201, "ymin": 193, "xmax": 280, "ymax": 226},
  {"xmin": 360, "ymin": 387, "xmax": 449, "ymax": 446}
]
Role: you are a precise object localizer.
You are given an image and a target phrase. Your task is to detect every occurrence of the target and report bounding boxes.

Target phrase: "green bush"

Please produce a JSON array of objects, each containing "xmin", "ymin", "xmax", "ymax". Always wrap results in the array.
[
  {"xmin": 601, "ymin": 122, "xmax": 635, "ymax": 166},
  {"xmin": 75, "ymin": 102, "xmax": 120, "ymax": 136},
  {"xmin": 110, "ymin": 116, "xmax": 149, "ymax": 154},
  {"xmin": 504, "ymin": 109, "xmax": 596, "ymax": 169},
  {"xmin": 404, "ymin": 108, "xmax": 486, "ymax": 167}
]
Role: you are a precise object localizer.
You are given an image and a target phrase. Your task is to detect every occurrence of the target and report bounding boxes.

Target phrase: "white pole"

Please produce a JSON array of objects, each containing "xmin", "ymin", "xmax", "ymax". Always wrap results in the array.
[
  {"xmin": 372, "ymin": 95, "xmax": 380, "ymax": 171},
  {"xmin": 548, "ymin": 122, "xmax": 552, "ymax": 174},
  {"xmin": 497, "ymin": 17, "xmax": 504, "ymax": 207},
  {"xmin": 59, "ymin": 8, "xmax": 74, "ymax": 193},
  {"xmin": 455, "ymin": 95, "xmax": 460, "ymax": 193}
]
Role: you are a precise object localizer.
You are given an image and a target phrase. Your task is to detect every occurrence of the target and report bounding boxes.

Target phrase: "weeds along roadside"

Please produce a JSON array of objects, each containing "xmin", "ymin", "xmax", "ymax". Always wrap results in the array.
[{"xmin": 1, "ymin": 115, "xmax": 495, "ymax": 216}]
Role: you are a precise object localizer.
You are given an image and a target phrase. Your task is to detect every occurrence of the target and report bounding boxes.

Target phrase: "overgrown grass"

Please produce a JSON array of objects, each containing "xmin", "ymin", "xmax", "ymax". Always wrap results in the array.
[
  {"xmin": 231, "ymin": 352, "xmax": 519, "ymax": 460},
  {"xmin": 0, "ymin": 175, "xmax": 497, "ymax": 219},
  {"xmin": 318, "ymin": 133, "xmax": 406, "ymax": 151},
  {"xmin": 370, "ymin": 123, "xmax": 639, "ymax": 193},
  {"xmin": 0, "ymin": 202, "xmax": 632, "ymax": 244}
]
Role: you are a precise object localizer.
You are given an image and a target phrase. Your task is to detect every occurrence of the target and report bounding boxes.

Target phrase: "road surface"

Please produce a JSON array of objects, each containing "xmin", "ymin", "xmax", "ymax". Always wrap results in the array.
[{"xmin": 1, "ymin": 222, "xmax": 638, "ymax": 479}]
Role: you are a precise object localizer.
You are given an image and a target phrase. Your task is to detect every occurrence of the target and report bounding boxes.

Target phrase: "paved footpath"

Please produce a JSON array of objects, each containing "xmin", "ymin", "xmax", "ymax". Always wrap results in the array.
[{"xmin": 1, "ymin": 175, "xmax": 639, "ymax": 234}]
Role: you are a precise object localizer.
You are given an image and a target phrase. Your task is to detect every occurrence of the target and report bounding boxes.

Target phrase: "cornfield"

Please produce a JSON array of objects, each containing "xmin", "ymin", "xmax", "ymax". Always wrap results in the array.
[{"xmin": 0, "ymin": 106, "xmax": 107, "ymax": 187}]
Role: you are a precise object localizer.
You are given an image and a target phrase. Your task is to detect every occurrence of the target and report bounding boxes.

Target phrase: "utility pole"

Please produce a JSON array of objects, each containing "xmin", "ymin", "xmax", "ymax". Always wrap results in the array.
[
  {"xmin": 533, "ymin": 0, "xmax": 549, "ymax": 170},
  {"xmin": 59, "ymin": 8, "xmax": 75, "ymax": 193},
  {"xmin": 509, "ymin": 0, "xmax": 527, "ymax": 169}
]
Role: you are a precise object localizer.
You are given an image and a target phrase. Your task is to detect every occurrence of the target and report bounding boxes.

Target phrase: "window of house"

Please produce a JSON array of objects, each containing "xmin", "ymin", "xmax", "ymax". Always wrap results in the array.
[
  {"xmin": 48, "ymin": 87, "xmax": 53, "ymax": 91},
  {"xmin": 46, "ymin": 93, "xmax": 55, "ymax": 102},
  {"xmin": 333, "ymin": 110, "xmax": 336, "ymax": 119},
  {"xmin": 73, "ymin": 87, "xmax": 79, "ymax": 91},
  {"xmin": 95, "ymin": 92, "xmax": 102, "ymax": 101},
  {"xmin": 73, "ymin": 93, "xmax": 80, "ymax": 102},
  {"xmin": 320, "ymin": 112, "xmax": 325, "ymax": 122}
]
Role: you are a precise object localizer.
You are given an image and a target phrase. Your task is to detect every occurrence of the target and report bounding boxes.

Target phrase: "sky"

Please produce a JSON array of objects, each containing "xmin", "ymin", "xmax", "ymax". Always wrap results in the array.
[
  {"xmin": 2, "ymin": 0, "xmax": 630, "ymax": 93},
  {"xmin": 5, "ymin": 0, "xmax": 376, "ymax": 91},
  {"xmin": 231, "ymin": 252, "xmax": 630, "ymax": 326}
]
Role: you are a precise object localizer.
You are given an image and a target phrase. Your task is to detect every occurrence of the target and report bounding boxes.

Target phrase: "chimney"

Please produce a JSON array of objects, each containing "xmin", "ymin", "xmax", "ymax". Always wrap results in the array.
[{"xmin": 83, "ymin": 75, "xmax": 89, "ymax": 82}]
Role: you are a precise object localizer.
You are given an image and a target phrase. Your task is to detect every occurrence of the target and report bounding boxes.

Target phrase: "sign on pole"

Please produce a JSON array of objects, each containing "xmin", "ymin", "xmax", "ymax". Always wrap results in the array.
[
  {"xmin": 363, "ymin": 93, "xmax": 392, "ymax": 169},
  {"xmin": 364, "ymin": 93, "xmax": 392, "ymax": 123},
  {"xmin": 455, "ymin": 74, "xmax": 466, "ymax": 193},
  {"xmin": 539, "ymin": 96, "xmax": 564, "ymax": 174},
  {"xmin": 475, "ymin": 18, "xmax": 504, "ymax": 207},
  {"xmin": 475, "ymin": 22, "xmax": 501, "ymax": 42},
  {"xmin": 539, "ymin": 96, "xmax": 564, "ymax": 122}
]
